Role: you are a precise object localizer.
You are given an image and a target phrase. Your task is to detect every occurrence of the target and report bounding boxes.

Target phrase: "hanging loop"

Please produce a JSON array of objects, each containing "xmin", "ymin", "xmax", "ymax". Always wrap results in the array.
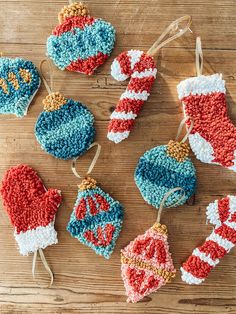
[
  {"xmin": 175, "ymin": 116, "xmax": 194, "ymax": 143},
  {"xmin": 32, "ymin": 249, "xmax": 54, "ymax": 288},
  {"xmin": 72, "ymin": 142, "xmax": 101, "ymax": 179},
  {"xmin": 156, "ymin": 187, "xmax": 185, "ymax": 224},
  {"xmin": 195, "ymin": 36, "xmax": 203, "ymax": 76},
  {"xmin": 39, "ymin": 59, "xmax": 54, "ymax": 94},
  {"xmin": 147, "ymin": 15, "xmax": 192, "ymax": 57}
]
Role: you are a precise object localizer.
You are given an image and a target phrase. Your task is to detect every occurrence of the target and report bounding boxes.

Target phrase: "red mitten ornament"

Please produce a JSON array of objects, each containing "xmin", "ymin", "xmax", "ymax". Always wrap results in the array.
[{"xmin": 0, "ymin": 165, "xmax": 62, "ymax": 256}]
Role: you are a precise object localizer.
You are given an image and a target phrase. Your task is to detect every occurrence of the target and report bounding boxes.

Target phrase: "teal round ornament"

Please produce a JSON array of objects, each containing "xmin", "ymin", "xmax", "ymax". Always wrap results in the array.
[
  {"xmin": 134, "ymin": 141, "xmax": 197, "ymax": 208},
  {"xmin": 35, "ymin": 92, "xmax": 95, "ymax": 160}
]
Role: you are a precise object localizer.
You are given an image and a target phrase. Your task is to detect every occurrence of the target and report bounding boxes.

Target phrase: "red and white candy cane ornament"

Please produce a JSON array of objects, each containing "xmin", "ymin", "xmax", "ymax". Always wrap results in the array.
[
  {"xmin": 107, "ymin": 15, "xmax": 192, "ymax": 143},
  {"xmin": 181, "ymin": 196, "xmax": 236, "ymax": 284}
]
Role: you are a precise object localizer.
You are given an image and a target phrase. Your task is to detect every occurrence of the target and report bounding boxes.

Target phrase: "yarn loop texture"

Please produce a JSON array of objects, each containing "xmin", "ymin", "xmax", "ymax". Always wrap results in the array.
[{"xmin": 0, "ymin": 57, "xmax": 40, "ymax": 117}]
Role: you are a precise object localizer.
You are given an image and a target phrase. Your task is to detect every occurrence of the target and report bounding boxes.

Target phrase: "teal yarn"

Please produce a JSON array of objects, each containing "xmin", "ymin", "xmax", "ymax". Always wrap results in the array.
[
  {"xmin": 135, "ymin": 145, "xmax": 197, "ymax": 208},
  {"xmin": 35, "ymin": 94, "xmax": 95, "ymax": 160},
  {"xmin": 67, "ymin": 180, "xmax": 124, "ymax": 259},
  {"xmin": 47, "ymin": 19, "xmax": 116, "ymax": 71},
  {"xmin": 0, "ymin": 57, "xmax": 40, "ymax": 117}
]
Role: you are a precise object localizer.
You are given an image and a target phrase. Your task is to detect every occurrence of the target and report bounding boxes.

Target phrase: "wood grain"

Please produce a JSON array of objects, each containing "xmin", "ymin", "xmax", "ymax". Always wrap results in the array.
[{"xmin": 1, "ymin": 0, "xmax": 236, "ymax": 313}]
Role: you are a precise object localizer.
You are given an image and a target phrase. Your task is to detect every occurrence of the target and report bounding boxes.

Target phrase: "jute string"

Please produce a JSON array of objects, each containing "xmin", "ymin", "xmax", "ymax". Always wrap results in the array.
[
  {"xmin": 195, "ymin": 36, "xmax": 203, "ymax": 76},
  {"xmin": 32, "ymin": 248, "xmax": 54, "ymax": 288},
  {"xmin": 147, "ymin": 15, "xmax": 192, "ymax": 57},
  {"xmin": 72, "ymin": 142, "xmax": 101, "ymax": 179},
  {"xmin": 175, "ymin": 116, "xmax": 194, "ymax": 143},
  {"xmin": 156, "ymin": 187, "xmax": 185, "ymax": 224},
  {"xmin": 39, "ymin": 59, "xmax": 54, "ymax": 94}
]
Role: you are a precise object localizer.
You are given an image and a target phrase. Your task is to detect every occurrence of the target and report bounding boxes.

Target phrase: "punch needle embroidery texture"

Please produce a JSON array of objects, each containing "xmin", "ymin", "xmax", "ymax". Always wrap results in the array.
[
  {"xmin": 47, "ymin": 1, "xmax": 116, "ymax": 75},
  {"xmin": 35, "ymin": 61, "xmax": 95, "ymax": 160},
  {"xmin": 0, "ymin": 164, "xmax": 62, "ymax": 286},
  {"xmin": 107, "ymin": 15, "xmax": 192, "ymax": 143},
  {"xmin": 67, "ymin": 143, "xmax": 124, "ymax": 259},
  {"xmin": 181, "ymin": 195, "xmax": 236, "ymax": 284},
  {"xmin": 135, "ymin": 118, "xmax": 197, "ymax": 209},
  {"xmin": 0, "ymin": 57, "xmax": 40, "ymax": 117},
  {"xmin": 177, "ymin": 37, "xmax": 236, "ymax": 172},
  {"xmin": 121, "ymin": 188, "xmax": 184, "ymax": 303}
]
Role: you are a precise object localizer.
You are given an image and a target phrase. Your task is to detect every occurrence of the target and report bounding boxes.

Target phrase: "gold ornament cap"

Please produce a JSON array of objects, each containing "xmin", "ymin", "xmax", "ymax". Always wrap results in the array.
[
  {"xmin": 43, "ymin": 92, "xmax": 67, "ymax": 112},
  {"xmin": 166, "ymin": 140, "xmax": 190, "ymax": 162},
  {"xmin": 151, "ymin": 223, "xmax": 168, "ymax": 235},
  {"xmin": 58, "ymin": 2, "xmax": 89, "ymax": 24},
  {"xmin": 78, "ymin": 177, "xmax": 97, "ymax": 191}
]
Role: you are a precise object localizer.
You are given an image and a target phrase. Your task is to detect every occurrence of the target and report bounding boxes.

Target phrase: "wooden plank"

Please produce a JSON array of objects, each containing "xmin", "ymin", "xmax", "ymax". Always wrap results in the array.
[{"xmin": 1, "ymin": 0, "xmax": 236, "ymax": 313}]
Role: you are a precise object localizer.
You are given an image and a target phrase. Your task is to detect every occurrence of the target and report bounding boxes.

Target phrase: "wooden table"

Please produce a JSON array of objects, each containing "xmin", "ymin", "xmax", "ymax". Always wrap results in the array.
[{"xmin": 1, "ymin": 0, "xmax": 236, "ymax": 313}]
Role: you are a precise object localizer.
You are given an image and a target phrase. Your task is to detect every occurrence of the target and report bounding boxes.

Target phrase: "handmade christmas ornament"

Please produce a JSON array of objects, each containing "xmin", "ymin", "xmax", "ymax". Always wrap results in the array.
[
  {"xmin": 35, "ymin": 60, "xmax": 95, "ymax": 159},
  {"xmin": 135, "ymin": 117, "xmax": 197, "ymax": 209},
  {"xmin": 181, "ymin": 195, "xmax": 236, "ymax": 284},
  {"xmin": 67, "ymin": 143, "xmax": 124, "ymax": 259},
  {"xmin": 0, "ymin": 56, "xmax": 40, "ymax": 117},
  {"xmin": 121, "ymin": 188, "xmax": 185, "ymax": 303},
  {"xmin": 47, "ymin": 1, "xmax": 116, "ymax": 75},
  {"xmin": 107, "ymin": 15, "xmax": 192, "ymax": 143},
  {"xmin": 0, "ymin": 164, "xmax": 62, "ymax": 286},
  {"xmin": 177, "ymin": 37, "xmax": 236, "ymax": 172}
]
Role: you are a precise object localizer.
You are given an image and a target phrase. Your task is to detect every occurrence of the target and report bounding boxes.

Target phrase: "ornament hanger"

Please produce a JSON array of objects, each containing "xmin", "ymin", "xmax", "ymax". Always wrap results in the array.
[
  {"xmin": 147, "ymin": 15, "xmax": 192, "ymax": 57},
  {"xmin": 71, "ymin": 142, "xmax": 102, "ymax": 179},
  {"xmin": 195, "ymin": 36, "xmax": 203, "ymax": 76}
]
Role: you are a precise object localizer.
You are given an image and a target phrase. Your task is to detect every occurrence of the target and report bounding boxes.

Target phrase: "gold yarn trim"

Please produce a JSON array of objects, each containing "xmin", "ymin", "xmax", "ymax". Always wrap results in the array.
[
  {"xmin": 0, "ymin": 78, "xmax": 8, "ymax": 94},
  {"xmin": 166, "ymin": 140, "xmax": 190, "ymax": 162},
  {"xmin": 151, "ymin": 223, "xmax": 168, "ymax": 235},
  {"xmin": 58, "ymin": 2, "xmax": 89, "ymax": 24},
  {"xmin": 43, "ymin": 92, "xmax": 67, "ymax": 112},
  {"xmin": 8, "ymin": 72, "xmax": 19, "ymax": 90},
  {"xmin": 121, "ymin": 254, "xmax": 176, "ymax": 282},
  {"xmin": 78, "ymin": 177, "xmax": 97, "ymax": 191},
  {"xmin": 19, "ymin": 68, "xmax": 32, "ymax": 83}
]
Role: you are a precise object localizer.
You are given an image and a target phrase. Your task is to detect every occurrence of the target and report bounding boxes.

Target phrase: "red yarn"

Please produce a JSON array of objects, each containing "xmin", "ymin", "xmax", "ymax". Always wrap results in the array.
[
  {"xmin": 199, "ymin": 240, "xmax": 226, "ymax": 260},
  {"xmin": 116, "ymin": 99, "xmax": 144, "ymax": 115},
  {"xmin": 182, "ymin": 255, "xmax": 213, "ymax": 279},
  {"xmin": 84, "ymin": 224, "xmax": 115, "ymax": 246},
  {"xmin": 183, "ymin": 92, "xmax": 236, "ymax": 167},
  {"xmin": 218, "ymin": 197, "xmax": 230, "ymax": 223},
  {"xmin": 0, "ymin": 165, "xmax": 62, "ymax": 234},
  {"xmin": 75, "ymin": 198, "xmax": 87, "ymax": 220},
  {"xmin": 66, "ymin": 52, "xmax": 108, "ymax": 75},
  {"xmin": 53, "ymin": 16, "xmax": 95, "ymax": 36},
  {"xmin": 108, "ymin": 119, "xmax": 134, "ymax": 132}
]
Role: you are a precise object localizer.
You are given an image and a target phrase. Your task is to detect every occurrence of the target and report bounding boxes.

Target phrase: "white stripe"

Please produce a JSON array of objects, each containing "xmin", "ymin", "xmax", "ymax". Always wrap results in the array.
[
  {"xmin": 192, "ymin": 248, "xmax": 219, "ymax": 267},
  {"xmin": 120, "ymin": 90, "xmax": 149, "ymax": 101},
  {"xmin": 14, "ymin": 221, "xmax": 58, "ymax": 256},
  {"xmin": 206, "ymin": 200, "xmax": 220, "ymax": 226},
  {"xmin": 225, "ymin": 220, "xmax": 236, "ymax": 230},
  {"xmin": 207, "ymin": 232, "xmax": 234, "ymax": 251},
  {"xmin": 132, "ymin": 68, "xmax": 157, "ymax": 79},
  {"xmin": 111, "ymin": 59, "xmax": 129, "ymax": 81},
  {"xmin": 127, "ymin": 50, "xmax": 143, "ymax": 69},
  {"xmin": 107, "ymin": 131, "xmax": 130, "ymax": 144},
  {"xmin": 110, "ymin": 111, "xmax": 137, "ymax": 120},
  {"xmin": 177, "ymin": 73, "xmax": 226, "ymax": 99},
  {"xmin": 180, "ymin": 267, "xmax": 204, "ymax": 285},
  {"xmin": 229, "ymin": 195, "xmax": 236, "ymax": 215}
]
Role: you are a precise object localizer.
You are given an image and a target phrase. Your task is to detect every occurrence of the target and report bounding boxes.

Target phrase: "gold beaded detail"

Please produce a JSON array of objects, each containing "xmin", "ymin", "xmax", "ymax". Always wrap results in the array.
[
  {"xmin": 43, "ymin": 92, "xmax": 67, "ymax": 112},
  {"xmin": 0, "ymin": 78, "xmax": 8, "ymax": 94},
  {"xmin": 19, "ymin": 68, "xmax": 32, "ymax": 83},
  {"xmin": 151, "ymin": 223, "xmax": 168, "ymax": 235},
  {"xmin": 121, "ymin": 254, "xmax": 176, "ymax": 282},
  {"xmin": 167, "ymin": 140, "xmax": 190, "ymax": 162},
  {"xmin": 78, "ymin": 177, "xmax": 97, "ymax": 191},
  {"xmin": 8, "ymin": 72, "xmax": 19, "ymax": 90},
  {"xmin": 58, "ymin": 2, "xmax": 89, "ymax": 24}
]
